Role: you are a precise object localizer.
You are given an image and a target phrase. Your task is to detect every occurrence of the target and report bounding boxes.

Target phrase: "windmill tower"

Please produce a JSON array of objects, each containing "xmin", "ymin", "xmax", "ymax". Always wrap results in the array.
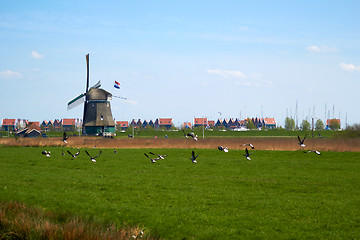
[{"xmin": 67, "ymin": 54, "xmax": 115, "ymax": 136}]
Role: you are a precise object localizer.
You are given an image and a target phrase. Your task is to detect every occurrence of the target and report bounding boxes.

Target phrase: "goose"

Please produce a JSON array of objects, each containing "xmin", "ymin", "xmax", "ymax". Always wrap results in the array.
[
  {"xmin": 218, "ymin": 146, "xmax": 229, "ymax": 152},
  {"xmin": 67, "ymin": 148, "xmax": 80, "ymax": 158},
  {"xmin": 42, "ymin": 150, "xmax": 51, "ymax": 157},
  {"xmin": 182, "ymin": 130, "xmax": 198, "ymax": 141},
  {"xmin": 144, "ymin": 153, "xmax": 159, "ymax": 163},
  {"xmin": 190, "ymin": 150, "xmax": 198, "ymax": 163},
  {"xmin": 149, "ymin": 152, "xmax": 167, "ymax": 159},
  {"xmin": 298, "ymin": 135, "xmax": 307, "ymax": 147},
  {"xmin": 243, "ymin": 148, "xmax": 252, "ymax": 161},
  {"xmin": 242, "ymin": 143, "xmax": 254, "ymax": 149},
  {"xmin": 63, "ymin": 132, "xmax": 69, "ymax": 144},
  {"xmin": 306, "ymin": 150, "xmax": 321, "ymax": 155},
  {"xmin": 85, "ymin": 150, "xmax": 102, "ymax": 163}
]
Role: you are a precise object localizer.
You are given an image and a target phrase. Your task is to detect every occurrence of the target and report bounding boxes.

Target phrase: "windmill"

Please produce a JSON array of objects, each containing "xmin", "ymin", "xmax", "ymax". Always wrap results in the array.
[{"xmin": 67, "ymin": 54, "xmax": 116, "ymax": 136}]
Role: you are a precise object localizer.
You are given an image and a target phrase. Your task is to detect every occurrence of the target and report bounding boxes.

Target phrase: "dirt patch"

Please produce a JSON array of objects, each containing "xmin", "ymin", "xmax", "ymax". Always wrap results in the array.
[{"xmin": 1, "ymin": 137, "xmax": 360, "ymax": 152}]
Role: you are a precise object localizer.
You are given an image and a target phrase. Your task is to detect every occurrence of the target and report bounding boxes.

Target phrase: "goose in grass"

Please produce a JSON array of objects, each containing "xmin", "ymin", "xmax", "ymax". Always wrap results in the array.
[
  {"xmin": 182, "ymin": 129, "xmax": 198, "ymax": 141},
  {"xmin": 149, "ymin": 152, "xmax": 168, "ymax": 159},
  {"xmin": 114, "ymin": 148, "xmax": 117, "ymax": 154},
  {"xmin": 190, "ymin": 150, "xmax": 198, "ymax": 163},
  {"xmin": 42, "ymin": 150, "xmax": 51, "ymax": 157},
  {"xmin": 298, "ymin": 135, "xmax": 307, "ymax": 147},
  {"xmin": 144, "ymin": 153, "xmax": 159, "ymax": 163},
  {"xmin": 243, "ymin": 148, "xmax": 252, "ymax": 161},
  {"xmin": 85, "ymin": 150, "xmax": 102, "ymax": 163},
  {"xmin": 218, "ymin": 146, "xmax": 229, "ymax": 152},
  {"xmin": 62, "ymin": 131, "xmax": 69, "ymax": 144},
  {"xmin": 242, "ymin": 143, "xmax": 254, "ymax": 149},
  {"xmin": 67, "ymin": 148, "xmax": 80, "ymax": 158},
  {"xmin": 305, "ymin": 150, "xmax": 321, "ymax": 155}
]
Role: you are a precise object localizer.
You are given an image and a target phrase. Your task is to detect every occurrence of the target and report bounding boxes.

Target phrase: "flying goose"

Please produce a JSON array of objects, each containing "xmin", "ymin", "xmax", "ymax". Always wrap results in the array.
[
  {"xmin": 144, "ymin": 153, "xmax": 159, "ymax": 163},
  {"xmin": 218, "ymin": 146, "xmax": 229, "ymax": 152},
  {"xmin": 242, "ymin": 143, "xmax": 254, "ymax": 149},
  {"xmin": 190, "ymin": 150, "xmax": 198, "ymax": 163},
  {"xmin": 298, "ymin": 135, "xmax": 307, "ymax": 147},
  {"xmin": 305, "ymin": 150, "xmax": 321, "ymax": 155},
  {"xmin": 182, "ymin": 130, "xmax": 198, "ymax": 141},
  {"xmin": 42, "ymin": 150, "xmax": 51, "ymax": 157},
  {"xmin": 243, "ymin": 148, "xmax": 252, "ymax": 161},
  {"xmin": 149, "ymin": 152, "xmax": 168, "ymax": 159},
  {"xmin": 85, "ymin": 149, "xmax": 102, "ymax": 163},
  {"xmin": 63, "ymin": 132, "xmax": 69, "ymax": 144},
  {"xmin": 67, "ymin": 148, "xmax": 80, "ymax": 158}
]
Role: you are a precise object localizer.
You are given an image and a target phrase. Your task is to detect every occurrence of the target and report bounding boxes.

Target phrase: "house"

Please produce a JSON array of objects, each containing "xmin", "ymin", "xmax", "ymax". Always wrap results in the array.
[
  {"xmin": 208, "ymin": 120, "xmax": 215, "ymax": 128},
  {"xmin": 130, "ymin": 119, "xmax": 138, "ymax": 128},
  {"xmin": 116, "ymin": 121, "xmax": 129, "ymax": 130},
  {"xmin": 2, "ymin": 119, "xmax": 16, "ymax": 131},
  {"xmin": 263, "ymin": 118, "xmax": 276, "ymax": 129},
  {"xmin": 53, "ymin": 119, "xmax": 62, "ymax": 131},
  {"xmin": 326, "ymin": 119, "xmax": 341, "ymax": 130},
  {"xmin": 183, "ymin": 122, "xmax": 192, "ymax": 129},
  {"xmin": 148, "ymin": 120, "xmax": 155, "ymax": 128},
  {"xmin": 158, "ymin": 118, "xmax": 173, "ymax": 129},
  {"xmin": 16, "ymin": 122, "xmax": 42, "ymax": 137},
  {"xmin": 194, "ymin": 117, "xmax": 208, "ymax": 128},
  {"xmin": 62, "ymin": 118, "xmax": 81, "ymax": 131},
  {"xmin": 40, "ymin": 120, "xmax": 54, "ymax": 131}
]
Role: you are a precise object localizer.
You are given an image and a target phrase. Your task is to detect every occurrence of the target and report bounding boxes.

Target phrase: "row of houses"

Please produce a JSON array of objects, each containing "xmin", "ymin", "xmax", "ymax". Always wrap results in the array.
[
  {"xmin": 1, "ymin": 118, "xmax": 82, "ymax": 132},
  {"xmin": 3, "ymin": 117, "xmax": 342, "ymax": 133}
]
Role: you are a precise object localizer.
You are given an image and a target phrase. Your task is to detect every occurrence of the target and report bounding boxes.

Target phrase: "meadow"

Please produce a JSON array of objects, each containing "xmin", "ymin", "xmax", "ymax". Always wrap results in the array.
[{"xmin": 1, "ymin": 146, "xmax": 360, "ymax": 239}]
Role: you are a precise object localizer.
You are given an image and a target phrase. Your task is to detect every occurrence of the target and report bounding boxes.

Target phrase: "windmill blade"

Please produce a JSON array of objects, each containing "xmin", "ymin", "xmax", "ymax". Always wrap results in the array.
[
  {"xmin": 67, "ymin": 93, "xmax": 85, "ymax": 110},
  {"xmin": 90, "ymin": 80, "xmax": 101, "ymax": 89}
]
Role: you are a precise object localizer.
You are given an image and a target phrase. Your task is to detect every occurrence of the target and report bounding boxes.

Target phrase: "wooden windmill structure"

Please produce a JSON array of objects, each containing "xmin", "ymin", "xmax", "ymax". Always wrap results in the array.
[{"xmin": 67, "ymin": 54, "xmax": 115, "ymax": 136}]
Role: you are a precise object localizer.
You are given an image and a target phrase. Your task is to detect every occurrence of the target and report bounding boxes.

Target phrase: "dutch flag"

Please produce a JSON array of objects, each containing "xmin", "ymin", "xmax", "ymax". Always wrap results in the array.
[{"xmin": 114, "ymin": 81, "xmax": 120, "ymax": 89}]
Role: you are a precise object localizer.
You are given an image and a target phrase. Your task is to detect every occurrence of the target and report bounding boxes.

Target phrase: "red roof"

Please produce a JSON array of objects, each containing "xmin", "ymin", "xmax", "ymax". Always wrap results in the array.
[
  {"xmin": 2, "ymin": 119, "xmax": 16, "ymax": 125},
  {"xmin": 116, "ymin": 121, "xmax": 129, "ymax": 127},
  {"xmin": 183, "ymin": 122, "xmax": 192, "ymax": 128},
  {"xmin": 159, "ymin": 118, "xmax": 172, "ymax": 125},
  {"xmin": 62, "ymin": 118, "xmax": 76, "ymax": 125},
  {"xmin": 194, "ymin": 118, "xmax": 208, "ymax": 125},
  {"xmin": 264, "ymin": 118, "xmax": 276, "ymax": 125},
  {"xmin": 327, "ymin": 119, "xmax": 340, "ymax": 125}
]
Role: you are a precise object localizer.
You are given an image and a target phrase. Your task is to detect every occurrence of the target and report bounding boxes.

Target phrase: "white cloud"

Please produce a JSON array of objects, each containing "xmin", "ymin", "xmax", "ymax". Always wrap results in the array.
[
  {"xmin": 206, "ymin": 69, "xmax": 247, "ymax": 79},
  {"xmin": 126, "ymin": 99, "xmax": 138, "ymax": 105},
  {"xmin": 306, "ymin": 45, "xmax": 338, "ymax": 53},
  {"xmin": 0, "ymin": 70, "xmax": 22, "ymax": 78},
  {"xmin": 31, "ymin": 50, "xmax": 44, "ymax": 59},
  {"xmin": 338, "ymin": 62, "xmax": 360, "ymax": 72}
]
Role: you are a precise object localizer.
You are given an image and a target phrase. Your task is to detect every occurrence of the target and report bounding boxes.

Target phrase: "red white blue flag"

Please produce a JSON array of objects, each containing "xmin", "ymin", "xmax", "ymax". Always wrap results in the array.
[{"xmin": 114, "ymin": 81, "xmax": 120, "ymax": 89}]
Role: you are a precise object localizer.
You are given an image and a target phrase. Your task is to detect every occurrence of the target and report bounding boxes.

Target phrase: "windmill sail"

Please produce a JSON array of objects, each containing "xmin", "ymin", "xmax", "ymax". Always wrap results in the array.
[
  {"xmin": 91, "ymin": 80, "xmax": 101, "ymax": 89},
  {"xmin": 67, "ymin": 93, "xmax": 85, "ymax": 110}
]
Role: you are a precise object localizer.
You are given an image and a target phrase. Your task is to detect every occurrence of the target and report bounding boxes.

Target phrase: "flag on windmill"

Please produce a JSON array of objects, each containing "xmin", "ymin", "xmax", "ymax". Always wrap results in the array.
[{"xmin": 114, "ymin": 81, "xmax": 120, "ymax": 89}]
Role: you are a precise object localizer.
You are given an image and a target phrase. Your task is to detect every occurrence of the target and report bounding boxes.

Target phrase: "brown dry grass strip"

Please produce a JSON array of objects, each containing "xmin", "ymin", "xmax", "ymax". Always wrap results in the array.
[{"xmin": 1, "ymin": 136, "xmax": 360, "ymax": 151}]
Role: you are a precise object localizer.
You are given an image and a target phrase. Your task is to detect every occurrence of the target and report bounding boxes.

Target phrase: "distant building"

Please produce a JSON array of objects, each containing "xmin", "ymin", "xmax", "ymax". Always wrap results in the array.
[
  {"xmin": 62, "ymin": 118, "xmax": 81, "ymax": 131},
  {"xmin": 194, "ymin": 117, "xmax": 208, "ymax": 128},
  {"xmin": 16, "ymin": 122, "xmax": 42, "ymax": 137},
  {"xmin": 2, "ymin": 119, "xmax": 16, "ymax": 131},
  {"xmin": 158, "ymin": 118, "xmax": 173, "ymax": 129},
  {"xmin": 263, "ymin": 118, "xmax": 276, "ymax": 129},
  {"xmin": 116, "ymin": 121, "xmax": 129, "ymax": 130},
  {"xmin": 326, "ymin": 119, "xmax": 341, "ymax": 130},
  {"xmin": 183, "ymin": 122, "xmax": 192, "ymax": 129}
]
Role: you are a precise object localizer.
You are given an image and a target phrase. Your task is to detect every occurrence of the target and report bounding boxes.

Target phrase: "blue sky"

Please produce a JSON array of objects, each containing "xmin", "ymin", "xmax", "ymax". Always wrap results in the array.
[{"xmin": 1, "ymin": 0, "xmax": 359, "ymax": 127}]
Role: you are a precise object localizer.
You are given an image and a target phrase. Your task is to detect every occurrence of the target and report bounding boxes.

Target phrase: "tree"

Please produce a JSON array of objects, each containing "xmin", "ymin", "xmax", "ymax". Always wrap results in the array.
[
  {"xmin": 246, "ymin": 119, "xmax": 256, "ymax": 130},
  {"xmin": 300, "ymin": 120, "xmax": 311, "ymax": 131},
  {"xmin": 329, "ymin": 119, "xmax": 340, "ymax": 131},
  {"xmin": 285, "ymin": 117, "xmax": 295, "ymax": 131},
  {"xmin": 315, "ymin": 119, "xmax": 325, "ymax": 131}
]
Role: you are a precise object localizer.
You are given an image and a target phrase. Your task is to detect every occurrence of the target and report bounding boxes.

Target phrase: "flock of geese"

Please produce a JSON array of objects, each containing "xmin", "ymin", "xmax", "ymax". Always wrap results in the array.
[{"xmin": 42, "ymin": 131, "xmax": 321, "ymax": 163}]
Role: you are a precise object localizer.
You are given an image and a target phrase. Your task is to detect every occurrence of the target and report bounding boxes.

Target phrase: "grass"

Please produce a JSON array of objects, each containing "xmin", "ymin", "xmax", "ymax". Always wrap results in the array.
[{"xmin": 1, "ymin": 146, "xmax": 360, "ymax": 239}]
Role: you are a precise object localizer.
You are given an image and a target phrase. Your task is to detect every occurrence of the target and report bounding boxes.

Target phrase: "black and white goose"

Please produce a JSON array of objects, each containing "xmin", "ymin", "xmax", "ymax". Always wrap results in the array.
[
  {"xmin": 149, "ymin": 152, "xmax": 167, "ymax": 160},
  {"xmin": 242, "ymin": 143, "xmax": 254, "ymax": 149},
  {"xmin": 306, "ymin": 150, "xmax": 321, "ymax": 155},
  {"xmin": 190, "ymin": 150, "xmax": 198, "ymax": 163},
  {"xmin": 218, "ymin": 146, "xmax": 229, "ymax": 152},
  {"xmin": 85, "ymin": 150, "xmax": 102, "ymax": 163},
  {"xmin": 182, "ymin": 130, "xmax": 198, "ymax": 141},
  {"xmin": 42, "ymin": 150, "xmax": 51, "ymax": 157},
  {"xmin": 243, "ymin": 148, "xmax": 252, "ymax": 161},
  {"xmin": 67, "ymin": 148, "xmax": 80, "ymax": 158},
  {"xmin": 298, "ymin": 135, "xmax": 307, "ymax": 147},
  {"xmin": 144, "ymin": 153, "xmax": 159, "ymax": 163},
  {"xmin": 63, "ymin": 132, "xmax": 69, "ymax": 144},
  {"xmin": 114, "ymin": 148, "xmax": 117, "ymax": 154}
]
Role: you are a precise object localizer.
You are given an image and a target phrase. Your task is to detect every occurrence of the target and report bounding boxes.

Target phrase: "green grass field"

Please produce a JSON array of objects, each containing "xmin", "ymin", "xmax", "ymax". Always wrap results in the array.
[{"xmin": 1, "ymin": 146, "xmax": 360, "ymax": 239}]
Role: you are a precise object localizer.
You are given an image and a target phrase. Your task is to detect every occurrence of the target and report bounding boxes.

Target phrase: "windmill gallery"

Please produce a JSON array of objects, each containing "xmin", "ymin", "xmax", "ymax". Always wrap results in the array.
[{"xmin": 67, "ymin": 54, "xmax": 116, "ymax": 136}]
